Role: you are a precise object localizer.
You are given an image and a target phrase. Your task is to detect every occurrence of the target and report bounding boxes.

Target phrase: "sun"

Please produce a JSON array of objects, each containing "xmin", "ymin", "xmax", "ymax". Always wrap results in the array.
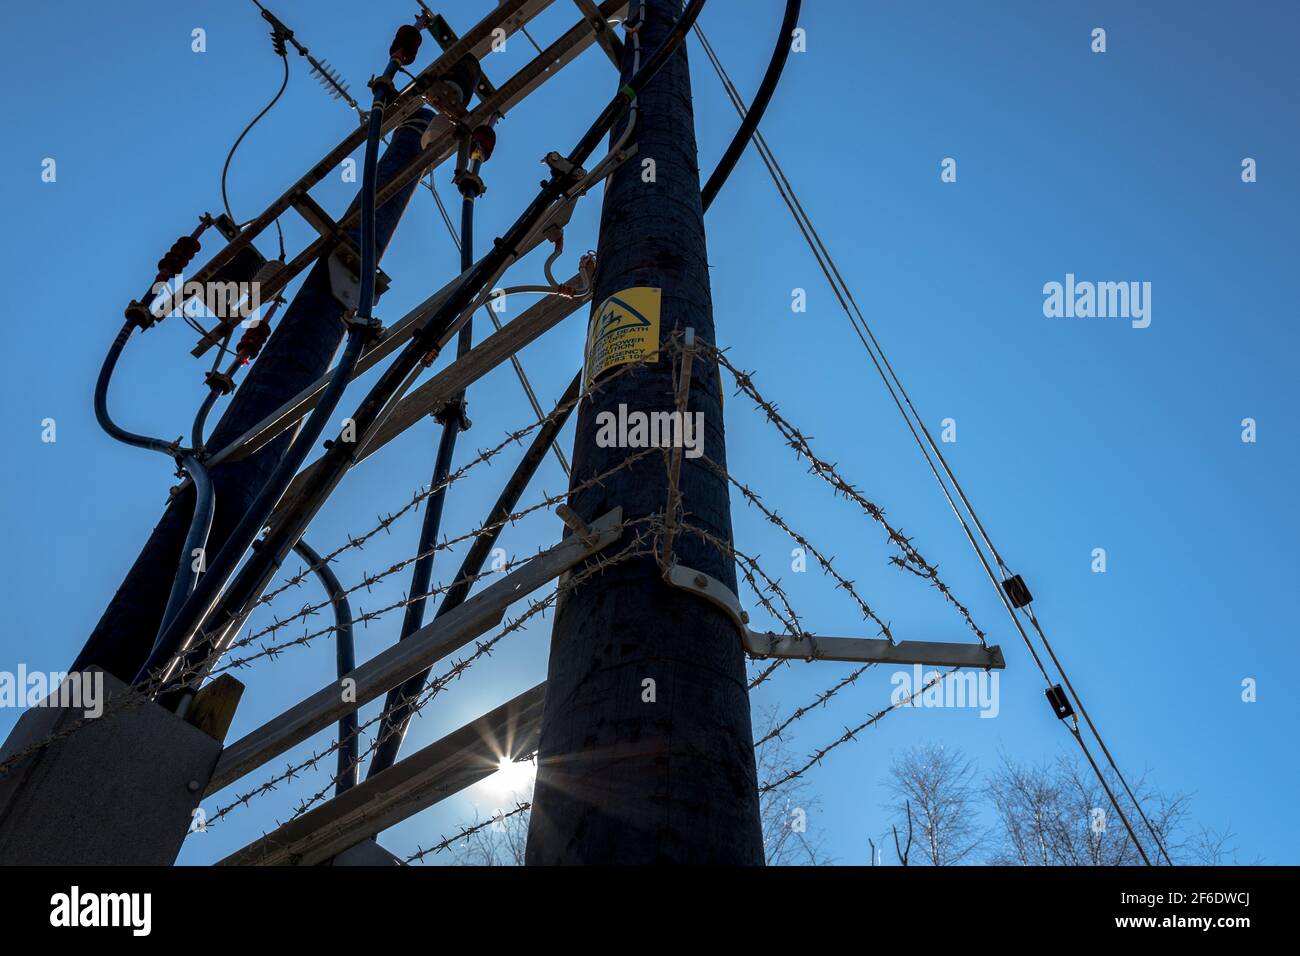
[{"xmin": 482, "ymin": 754, "xmax": 536, "ymax": 799}]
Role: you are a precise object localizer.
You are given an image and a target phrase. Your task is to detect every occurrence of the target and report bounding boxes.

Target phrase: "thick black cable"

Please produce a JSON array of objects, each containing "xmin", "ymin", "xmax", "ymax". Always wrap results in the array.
[
  {"xmin": 94, "ymin": 320, "xmax": 221, "ymax": 658},
  {"xmin": 141, "ymin": 55, "xmax": 404, "ymax": 692},
  {"xmin": 700, "ymin": 0, "xmax": 800, "ymax": 210},
  {"xmin": 292, "ymin": 538, "xmax": 358, "ymax": 796}
]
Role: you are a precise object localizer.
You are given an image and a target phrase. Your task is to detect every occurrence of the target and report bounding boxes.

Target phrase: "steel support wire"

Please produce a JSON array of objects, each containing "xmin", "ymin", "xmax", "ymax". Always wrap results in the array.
[
  {"xmin": 148, "ymin": 0, "xmax": 709, "ymax": 703},
  {"xmin": 141, "ymin": 49, "xmax": 408, "ymax": 697},
  {"xmin": 694, "ymin": 25, "xmax": 1168, "ymax": 866},
  {"xmin": 292, "ymin": 538, "xmax": 358, "ymax": 796}
]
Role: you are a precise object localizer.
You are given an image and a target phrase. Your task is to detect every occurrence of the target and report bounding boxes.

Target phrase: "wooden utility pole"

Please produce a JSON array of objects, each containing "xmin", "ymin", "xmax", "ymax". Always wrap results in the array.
[{"xmin": 526, "ymin": 0, "xmax": 765, "ymax": 865}]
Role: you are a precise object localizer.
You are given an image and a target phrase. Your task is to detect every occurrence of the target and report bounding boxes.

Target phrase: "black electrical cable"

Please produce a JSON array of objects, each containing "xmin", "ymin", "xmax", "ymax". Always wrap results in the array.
[
  {"xmin": 156, "ymin": 454, "xmax": 216, "ymax": 636},
  {"xmin": 292, "ymin": 538, "xmax": 358, "ymax": 796},
  {"xmin": 95, "ymin": 319, "xmax": 221, "ymax": 650},
  {"xmin": 700, "ymin": 0, "xmax": 801, "ymax": 210},
  {"xmin": 221, "ymin": 36, "xmax": 290, "ymax": 229},
  {"xmin": 149, "ymin": 0, "xmax": 710, "ymax": 701},
  {"xmin": 139, "ymin": 52, "xmax": 406, "ymax": 692}
]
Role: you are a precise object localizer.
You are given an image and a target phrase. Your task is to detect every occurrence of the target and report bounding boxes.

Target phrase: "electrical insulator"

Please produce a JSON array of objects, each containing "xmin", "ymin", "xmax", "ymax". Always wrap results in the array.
[
  {"xmin": 390, "ymin": 24, "xmax": 422, "ymax": 66},
  {"xmin": 1045, "ymin": 684, "xmax": 1074, "ymax": 721},
  {"xmin": 154, "ymin": 235, "xmax": 202, "ymax": 284},
  {"xmin": 251, "ymin": 259, "xmax": 286, "ymax": 294},
  {"xmin": 1001, "ymin": 574, "xmax": 1033, "ymax": 609},
  {"xmin": 237, "ymin": 319, "xmax": 273, "ymax": 362},
  {"xmin": 469, "ymin": 125, "xmax": 496, "ymax": 164}
]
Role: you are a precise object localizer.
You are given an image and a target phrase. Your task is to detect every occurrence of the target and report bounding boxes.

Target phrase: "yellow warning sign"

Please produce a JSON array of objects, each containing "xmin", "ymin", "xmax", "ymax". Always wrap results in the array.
[{"xmin": 584, "ymin": 286, "xmax": 661, "ymax": 383}]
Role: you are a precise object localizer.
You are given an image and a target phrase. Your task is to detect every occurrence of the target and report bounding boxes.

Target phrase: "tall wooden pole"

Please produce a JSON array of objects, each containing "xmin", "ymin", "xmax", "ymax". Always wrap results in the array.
[{"xmin": 526, "ymin": 0, "xmax": 764, "ymax": 865}]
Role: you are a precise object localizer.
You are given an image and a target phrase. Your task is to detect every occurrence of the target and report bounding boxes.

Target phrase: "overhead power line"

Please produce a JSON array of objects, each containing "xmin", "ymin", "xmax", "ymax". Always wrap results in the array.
[{"xmin": 693, "ymin": 24, "xmax": 1172, "ymax": 866}]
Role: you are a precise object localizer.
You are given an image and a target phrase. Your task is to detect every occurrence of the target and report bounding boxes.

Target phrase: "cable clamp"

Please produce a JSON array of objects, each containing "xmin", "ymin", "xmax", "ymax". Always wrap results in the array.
[
  {"xmin": 1045, "ymin": 684, "xmax": 1074, "ymax": 721},
  {"xmin": 431, "ymin": 396, "xmax": 470, "ymax": 431},
  {"xmin": 342, "ymin": 309, "xmax": 385, "ymax": 341},
  {"xmin": 1001, "ymin": 573, "xmax": 1034, "ymax": 609},
  {"xmin": 543, "ymin": 151, "xmax": 586, "ymax": 182},
  {"xmin": 367, "ymin": 74, "xmax": 398, "ymax": 100},
  {"xmin": 203, "ymin": 370, "xmax": 236, "ymax": 395},
  {"xmin": 452, "ymin": 168, "xmax": 485, "ymax": 198},
  {"xmin": 125, "ymin": 299, "xmax": 157, "ymax": 331}
]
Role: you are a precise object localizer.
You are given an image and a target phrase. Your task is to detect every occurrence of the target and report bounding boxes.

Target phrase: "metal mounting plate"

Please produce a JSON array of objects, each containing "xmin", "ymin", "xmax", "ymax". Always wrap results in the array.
[{"xmin": 666, "ymin": 564, "xmax": 1005, "ymax": 670}]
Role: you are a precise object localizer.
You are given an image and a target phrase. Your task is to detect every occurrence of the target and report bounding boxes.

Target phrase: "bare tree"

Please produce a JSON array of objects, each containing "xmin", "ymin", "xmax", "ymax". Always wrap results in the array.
[
  {"xmin": 449, "ymin": 789, "xmax": 532, "ymax": 866},
  {"xmin": 1185, "ymin": 824, "xmax": 1260, "ymax": 865},
  {"xmin": 754, "ymin": 706, "xmax": 833, "ymax": 865},
  {"xmin": 886, "ymin": 744, "xmax": 983, "ymax": 865},
  {"xmin": 987, "ymin": 752, "xmax": 1189, "ymax": 866}
]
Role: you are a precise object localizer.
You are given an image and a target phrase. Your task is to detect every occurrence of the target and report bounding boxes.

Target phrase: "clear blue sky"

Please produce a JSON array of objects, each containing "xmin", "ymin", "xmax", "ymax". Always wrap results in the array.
[{"xmin": 1, "ymin": 0, "xmax": 1296, "ymax": 865}]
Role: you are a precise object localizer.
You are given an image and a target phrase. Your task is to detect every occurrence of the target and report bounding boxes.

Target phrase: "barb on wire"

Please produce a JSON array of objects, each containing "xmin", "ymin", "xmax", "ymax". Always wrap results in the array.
[
  {"xmin": 760, "ymin": 668, "xmax": 957, "ymax": 794},
  {"xmin": 699, "ymin": 453, "xmax": 895, "ymax": 644},
  {"xmin": 209, "ymin": 527, "xmax": 658, "ymax": 827},
  {"xmin": 405, "ymin": 802, "xmax": 533, "ymax": 864},
  {"xmin": 705, "ymin": 343, "xmax": 988, "ymax": 647},
  {"xmin": 222, "ymin": 449, "xmax": 659, "ymax": 671}
]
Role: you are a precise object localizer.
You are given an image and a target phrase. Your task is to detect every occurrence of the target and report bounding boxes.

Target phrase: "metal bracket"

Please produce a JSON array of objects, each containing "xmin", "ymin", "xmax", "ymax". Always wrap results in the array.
[
  {"xmin": 572, "ymin": 0, "xmax": 625, "ymax": 69},
  {"xmin": 287, "ymin": 190, "xmax": 392, "ymax": 311},
  {"xmin": 665, "ymin": 563, "xmax": 1006, "ymax": 670},
  {"xmin": 421, "ymin": 10, "xmax": 499, "ymax": 102}
]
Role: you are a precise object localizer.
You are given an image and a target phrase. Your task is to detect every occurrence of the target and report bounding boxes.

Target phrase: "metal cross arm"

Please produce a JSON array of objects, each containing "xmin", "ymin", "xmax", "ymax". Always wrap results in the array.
[
  {"xmin": 188, "ymin": 0, "xmax": 628, "ymax": 354},
  {"xmin": 205, "ymin": 507, "xmax": 623, "ymax": 795},
  {"xmin": 572, "ymin": 0, "xmax": 626, "ymax": 69},
  {"xmin": 666, "ymin": 564, "xmax": 1006, "ymax": 670}
]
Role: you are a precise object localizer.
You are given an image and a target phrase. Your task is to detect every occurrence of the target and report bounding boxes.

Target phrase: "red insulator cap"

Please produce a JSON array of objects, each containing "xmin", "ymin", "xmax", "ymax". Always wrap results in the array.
[
  {"xmin": 237, "ymin": 319, "xmax": 273, "ymax": 361},
  {"xmin": 390, "ymin": 24, "xmax": 422, "ymax": 66},
  {"xmin": 470, "ymin": 125, "xmax": 496, "ymax": 163},
  {"xmin": 156, "ymin": 235, "xmax": 202, "ymax": 281}
]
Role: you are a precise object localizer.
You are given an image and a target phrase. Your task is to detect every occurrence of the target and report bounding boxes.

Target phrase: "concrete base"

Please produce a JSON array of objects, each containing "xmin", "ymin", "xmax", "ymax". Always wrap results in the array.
[{"xmin": 0, "ymin": 668, "xmax": 222, "ymax": 865}]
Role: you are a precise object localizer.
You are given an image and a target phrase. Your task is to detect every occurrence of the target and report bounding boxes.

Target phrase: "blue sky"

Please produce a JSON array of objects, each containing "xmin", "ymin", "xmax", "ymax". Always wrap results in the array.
[{"xmin": 1, "ymin": 0, "xmax": 1296, "ymax": 865}]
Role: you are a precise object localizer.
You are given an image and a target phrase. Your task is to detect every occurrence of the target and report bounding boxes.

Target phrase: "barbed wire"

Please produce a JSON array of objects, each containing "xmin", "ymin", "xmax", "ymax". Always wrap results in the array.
[
  {"xmin": 283, "ymin": 530, "xmax": 656, "ymax": 823},
  {"xmin": 704, "ymin": 343, "xmax": 988, "ymax": 647},
  {"xmin": 217, "ymin": 449, "xmax": 659, "ymax": 670},
  {"xmin": 209, "ymin": 529, "xmax": 657, "ymax": 827},
  {"xmin": 754, "ymin": 663, "xmax": 875, "ymax": 750},
  {"xmin": 404, "ymin": 801, "xmax": 532, "ymax": 864},
  {"xmin": 700, "ymin": 454, "xmax": 896, "ymax": 644},
  {"xmin": 251, "ymin": 356, "xmax": 650, "ymax": 611},
  {"xmin": 0, "ymin": 361, "xmax": 670, "ymax": 780},
  {"xmin": 759, "ymin": 668, "xmax": 957, "ymax": 794}
]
